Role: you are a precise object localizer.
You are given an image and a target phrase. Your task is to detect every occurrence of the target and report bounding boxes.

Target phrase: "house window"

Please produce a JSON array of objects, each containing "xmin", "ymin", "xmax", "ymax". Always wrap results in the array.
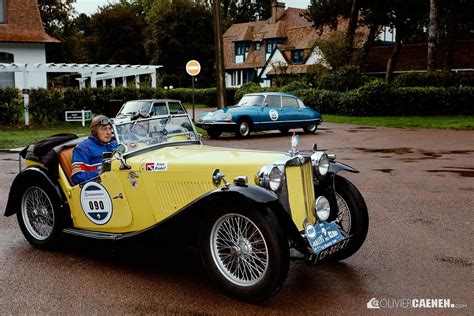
[
  {"xmin": 265, "ymin": 39, "xmax": 283, "ymax": 55},
  {"xmin": 0, "ymin": 0, "xmax": 5, "ymax": 23},
  {"xmin": 266, "ymin": 40, "xmax": 277, "ymax": 54},
  {"xmin": 0, "ymin": 52, "xmax": 15, "ymax": 88},
  {"xmin": 235, "ymin": 42, "xmax": 250, "ymax": 63},
  {"xmin": 291, "ymin": 50, "xmax": 304, "ymax": 64},
  {"xmin": 255, "ymin": 42, "xmax": 261, "ymax": 51}
]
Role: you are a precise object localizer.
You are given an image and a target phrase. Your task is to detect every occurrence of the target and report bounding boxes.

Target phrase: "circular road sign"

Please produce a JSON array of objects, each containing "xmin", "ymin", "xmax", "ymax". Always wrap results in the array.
[{"xmin": 186, "ymin": 60, "xmax": 201, "ymax": 76}]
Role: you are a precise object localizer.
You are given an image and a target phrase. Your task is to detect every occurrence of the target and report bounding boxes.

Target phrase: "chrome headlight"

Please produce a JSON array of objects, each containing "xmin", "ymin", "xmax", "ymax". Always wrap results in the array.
[
  {"xmin": 255, "ymin": 165, "xmax": 282, "ymax": 191},
  {"xmin": 311, "ymin": 152, "xmax": 330, "ymax": 177},
  {"xmin": 315, "ymin": 196, "xmax": 330, "ymax": 221}
]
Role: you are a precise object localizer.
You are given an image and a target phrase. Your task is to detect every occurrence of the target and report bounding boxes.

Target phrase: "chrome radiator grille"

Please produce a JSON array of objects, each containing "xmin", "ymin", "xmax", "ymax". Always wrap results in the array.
[{"xmin": 285, "ymin": 161, "xmax": 316, "ymax": 230}]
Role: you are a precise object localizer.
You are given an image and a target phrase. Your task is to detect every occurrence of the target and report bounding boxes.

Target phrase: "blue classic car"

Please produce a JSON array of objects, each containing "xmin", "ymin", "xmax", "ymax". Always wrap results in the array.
[{"xmin": 196, "ymin": 92, "xmax": 322, "ymax": 138}]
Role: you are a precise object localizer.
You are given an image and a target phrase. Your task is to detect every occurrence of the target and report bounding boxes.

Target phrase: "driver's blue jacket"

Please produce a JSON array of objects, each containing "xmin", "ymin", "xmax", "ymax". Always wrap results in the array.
[{"xmin": 71, "ymin": 136, "xmax": 117, "ymax": 185}]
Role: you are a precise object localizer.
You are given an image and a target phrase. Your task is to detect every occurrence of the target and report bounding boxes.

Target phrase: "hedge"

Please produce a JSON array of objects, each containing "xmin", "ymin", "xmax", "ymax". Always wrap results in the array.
[
  {"xmin": 0, "ymin": 88, "xmax": 22, "ymax": 125},
  {"xmin": 234, "ymin": 81, "xmax": 473, "ymax": 116},
  {"xmin": 21, "ymin": 87, "xmax": 236, "ymax": 123},
  {"xmin": 0, "ymin": 84, "xmax": 472, "ymax": 124}
]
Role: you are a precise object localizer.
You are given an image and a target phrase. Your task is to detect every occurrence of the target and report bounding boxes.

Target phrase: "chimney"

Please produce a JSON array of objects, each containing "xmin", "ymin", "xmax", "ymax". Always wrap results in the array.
[{"xmin": 271, "ymin": 1, "xmax": 285, "ymax": 23}]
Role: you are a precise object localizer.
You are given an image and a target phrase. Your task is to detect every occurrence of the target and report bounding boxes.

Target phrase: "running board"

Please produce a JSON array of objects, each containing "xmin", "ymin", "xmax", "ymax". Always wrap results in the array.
[{"xmin": 62, "ymin": 228, "xmax": 124, "ymax": 240}]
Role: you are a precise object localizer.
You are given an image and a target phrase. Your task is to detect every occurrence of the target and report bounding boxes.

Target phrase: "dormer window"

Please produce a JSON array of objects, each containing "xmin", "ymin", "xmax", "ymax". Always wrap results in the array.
[
  {"xmin": 235, "ymin": 42, "xmax": 250, "ymax": 64},
  {"xmin": 0, "ymin": 0, "xmax": 5, "ymax": 23},
  {"xmin": 265, "ymin": 39, "xmax": 283, "ymax": 55},
  {"xmin": 291, "ymin": 50, "xmax": 304, "ymax": 64}
]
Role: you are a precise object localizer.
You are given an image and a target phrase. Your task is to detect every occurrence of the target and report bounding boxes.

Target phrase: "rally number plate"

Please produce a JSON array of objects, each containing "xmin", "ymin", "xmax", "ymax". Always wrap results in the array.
[{"xmin": 304, "ymin": 221, "xmax": 351, "ymax": 263}]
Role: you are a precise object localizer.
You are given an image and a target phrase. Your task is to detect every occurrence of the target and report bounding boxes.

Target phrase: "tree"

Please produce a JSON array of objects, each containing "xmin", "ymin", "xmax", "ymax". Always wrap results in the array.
[
  {"xmin": 38, "ymin": 0, "xmax": 88, "ymax": 63},
  {"xmin": 89, "ymin": 5, "xmax": 147, "ymax": 64},
  {"xmin": 384, "ymin": 0, "xmax": 427, "ymax": 83},
  {"xmin": 205, "ymin": 0, "xmax": 272, "ymax": 28},
  {"xmin": 304, "ymin": 0, "xmax": 362, "ymax": 65},
  {"xmin": 145, "ymin": 0, "xmax": 215, "ymax": 86},
  {"xmin": 427, "ymin": 0, "xmax": 438, "ymax": 71}
]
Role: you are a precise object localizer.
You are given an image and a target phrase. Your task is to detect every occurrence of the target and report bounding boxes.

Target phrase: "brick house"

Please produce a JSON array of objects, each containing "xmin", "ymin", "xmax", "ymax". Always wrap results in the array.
[{"xmin": 0, "ymin": 0, "xmax": 59, "ymax": 88}]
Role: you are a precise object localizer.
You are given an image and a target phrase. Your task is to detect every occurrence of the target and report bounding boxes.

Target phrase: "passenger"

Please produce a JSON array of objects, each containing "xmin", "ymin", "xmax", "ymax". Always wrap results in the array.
[{"xmin": 71, "ymin": 115, "xmax": 117, "ymax": 185}]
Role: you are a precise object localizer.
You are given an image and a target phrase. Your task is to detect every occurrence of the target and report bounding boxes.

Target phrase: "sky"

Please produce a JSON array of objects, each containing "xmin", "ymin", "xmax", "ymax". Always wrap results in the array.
[{"xmin": 73, "ymin": 0, "xmax": 311, "ymax": 15}]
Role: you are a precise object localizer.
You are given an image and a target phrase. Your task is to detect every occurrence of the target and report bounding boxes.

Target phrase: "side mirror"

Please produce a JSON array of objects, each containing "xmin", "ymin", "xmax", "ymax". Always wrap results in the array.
[{"xmin": 102, "ymin": 152, "xmax": 112, "ymax": 172}]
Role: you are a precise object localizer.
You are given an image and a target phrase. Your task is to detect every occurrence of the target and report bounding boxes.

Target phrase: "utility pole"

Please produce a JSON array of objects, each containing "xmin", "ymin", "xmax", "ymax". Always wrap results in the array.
[{"xmin": 212, "ymin": 0, "xmax": 227, "ymax": 109}]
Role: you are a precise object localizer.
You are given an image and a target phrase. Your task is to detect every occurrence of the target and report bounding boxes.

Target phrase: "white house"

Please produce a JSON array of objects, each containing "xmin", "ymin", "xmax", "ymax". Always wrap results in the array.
[{"xmin": 0, "ymin": 0, "xmax": 59, "ymax": 89}]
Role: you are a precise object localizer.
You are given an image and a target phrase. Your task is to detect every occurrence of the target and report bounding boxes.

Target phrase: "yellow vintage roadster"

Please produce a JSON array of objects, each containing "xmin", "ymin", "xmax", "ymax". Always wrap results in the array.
[{"xmin": 5, "ymin": 113, "xmax": 368, "ymax": 302}]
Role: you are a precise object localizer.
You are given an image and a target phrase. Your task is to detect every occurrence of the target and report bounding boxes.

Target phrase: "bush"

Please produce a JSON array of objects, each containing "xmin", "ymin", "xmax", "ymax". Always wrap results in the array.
[
  {"xmin": 318, "ymin": 65, "xmax": 372, "ymax": 92},
  {"xmin": 0, "ymin": 88, "xmax": 21, "ymax": 125},
  {"xmin": 280, "ymin": 81, "xmax": 310, "ymax": 92},
  {"xmin": 235, "ymin": 82, "xmax": 263, "ymax": 100},
  {"xmin": 14, "ymin": 83, "xmax": 474, "ymax": 124},
  {"xmin": 391, "ymin": 71, "xmax": 471, "ymax": 88},
  {"xmin": 339, "ymin": 80, "xmax": 390, "ymax": 116},
  {"xmin": 164, "ymin": 87, "xmax": 237, "ymax": 106}
]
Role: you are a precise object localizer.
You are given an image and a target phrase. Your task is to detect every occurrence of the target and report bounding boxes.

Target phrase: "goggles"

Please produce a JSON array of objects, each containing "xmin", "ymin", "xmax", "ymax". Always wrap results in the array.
[{"xmin": 91, "ymin": 117, "xmax": 112, "ymax": 128}]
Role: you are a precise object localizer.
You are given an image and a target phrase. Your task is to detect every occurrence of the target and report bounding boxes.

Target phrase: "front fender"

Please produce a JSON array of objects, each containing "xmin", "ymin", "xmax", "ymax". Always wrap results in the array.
[
  {"xmin": 329, "ymin": 161, "xmax": 359, "ymax": 174},
  {"xmin": 146, "ymin": 184, "xmax": 306, "ymax": 251},
  {"xmin": 4, "ymin": 166, "xmax": 62, "ymax": 217}
]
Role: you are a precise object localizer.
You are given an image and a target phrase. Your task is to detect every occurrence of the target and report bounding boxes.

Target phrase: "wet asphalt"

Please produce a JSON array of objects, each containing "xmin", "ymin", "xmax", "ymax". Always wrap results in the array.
[{"xmin": 0, "ymin": 122, "xmax": 472, "ymax": 314}]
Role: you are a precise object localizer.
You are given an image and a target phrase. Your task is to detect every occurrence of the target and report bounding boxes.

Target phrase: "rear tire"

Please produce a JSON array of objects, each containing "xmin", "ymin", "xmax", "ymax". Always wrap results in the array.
[
  {"xmin": 199, "ymin": 201, "xmax": 289, "ymax": 303},
  {"xmin": 328, "ymin": 175, "xmax": 368, "ymax": 261},
  {"xmin": 207, "ymin": 128, "xmax": 222, "ymax": 139},
  {"xmin": 235, "ymin": 119, "xmax": 251, "ymax": 138},
  {"xmin": 17, "ymin": 178, "xmax": 63, "ymax": 249}
]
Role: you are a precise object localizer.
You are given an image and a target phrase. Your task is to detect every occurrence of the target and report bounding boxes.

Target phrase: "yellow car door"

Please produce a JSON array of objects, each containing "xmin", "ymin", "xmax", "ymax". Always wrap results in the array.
[{"xmin": 68, "ymin": 171, "xmax": 133, "ymax": 231}]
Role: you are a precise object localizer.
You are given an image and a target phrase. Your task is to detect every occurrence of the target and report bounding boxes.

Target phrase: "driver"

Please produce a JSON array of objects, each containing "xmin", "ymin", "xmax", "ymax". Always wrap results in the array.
[{"xmin": 71, "ymin": 115, "xmax": 117, "ymax": 185}]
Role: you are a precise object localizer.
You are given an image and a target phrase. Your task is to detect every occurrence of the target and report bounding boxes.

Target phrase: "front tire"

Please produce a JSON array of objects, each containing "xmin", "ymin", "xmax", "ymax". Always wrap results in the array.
[
  {"xmin": 328, "ymin": 175, "xmax": 369, "ymax": 261},
  {"xmin": 207, "ymin": 128, "xmax": 222, "ymax": 139},
  {"xmin": 303, "ymin": 124, "xmax": 317, "ymax": 133},
  {"xmin": 199, "ymin": 202, "xmax": 289, "ymax": 303},
  {"xmin": 17, "ymin": 179, "xmax": 63, "ymax": 249},
  {"xmin": 235, "ymin": 119, "xmax": 251, "ymax": 138}
]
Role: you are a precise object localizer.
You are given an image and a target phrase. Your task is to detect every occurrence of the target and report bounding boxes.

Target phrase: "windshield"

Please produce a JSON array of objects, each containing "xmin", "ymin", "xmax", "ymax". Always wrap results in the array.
[
  {"xmin": 236, "ymin": 95, "xmax": 265, "ymax": 107},
  {"xmin": 118, "ymin": 101, "xmax": 152, "ymax": 116},
  {"xmin": 113, "ymin": 114, "xmax": 199, "ymax": 153}
]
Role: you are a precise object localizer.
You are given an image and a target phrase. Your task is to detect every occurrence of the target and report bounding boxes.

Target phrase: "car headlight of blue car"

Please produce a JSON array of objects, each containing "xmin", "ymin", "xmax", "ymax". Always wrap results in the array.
[{"xmin": 201, "ymin": 112, "xmax": 233, "ymax": 122}]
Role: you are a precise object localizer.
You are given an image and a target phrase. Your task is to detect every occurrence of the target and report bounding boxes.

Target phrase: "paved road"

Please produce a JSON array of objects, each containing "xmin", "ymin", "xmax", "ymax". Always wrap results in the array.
[{"xmin": 0, "ymin": 123, "xmax": 472, "ymax": 314}]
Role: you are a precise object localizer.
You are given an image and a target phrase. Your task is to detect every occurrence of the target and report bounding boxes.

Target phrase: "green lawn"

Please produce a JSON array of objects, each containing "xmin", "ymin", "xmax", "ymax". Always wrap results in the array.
[
  {"xmin": 323, "ymin": 115, "xmax": 474, "ymax": 129},
  {"xmin": 0, "ymin": 123, "xmax": 89, "ymax": 149}
]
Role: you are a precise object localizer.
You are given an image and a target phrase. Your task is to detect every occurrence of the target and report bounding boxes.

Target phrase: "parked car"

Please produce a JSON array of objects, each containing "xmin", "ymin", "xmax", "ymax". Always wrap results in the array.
[
  {"xmin": 113, "ymin": 99, "xmax": 186, "ymax": 124},
  {"xmin": 196, "ymin": 92, "xmax": 322, "ymax": 138},
  {"xmin": 5, "ymin": 112, "xmax": 368, "ymax": 303}
]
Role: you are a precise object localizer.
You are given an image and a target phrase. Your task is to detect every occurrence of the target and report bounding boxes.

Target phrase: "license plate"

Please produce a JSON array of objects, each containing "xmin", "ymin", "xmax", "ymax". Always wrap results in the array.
[
  {"xmin": 304, "ymin": 222, "xmax": 351, "ymax": 263},
  {"xmin": 314, "ymin": 236, "xmax": 351, "ymax": 263}
]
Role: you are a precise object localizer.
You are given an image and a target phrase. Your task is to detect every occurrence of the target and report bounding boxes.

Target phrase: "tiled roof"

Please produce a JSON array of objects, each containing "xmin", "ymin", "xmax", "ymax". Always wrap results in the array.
[
  {"xmin": 224, "ymin": 7, "xmax": 313, "ymax": 69},
  {"xmin": 267, "ymin": 64, "xmax": 314, "ymax": 75},
  {"xmin": 223, "ymin": 6, "xmax": 363, "ymax": 71},
  {"xmin": 362, "ymin": 40, "xmax": 474, "ymax": 72},
  {"xmin": 0, "ymin": 0, "xmax": 59, "ymax": 43}
]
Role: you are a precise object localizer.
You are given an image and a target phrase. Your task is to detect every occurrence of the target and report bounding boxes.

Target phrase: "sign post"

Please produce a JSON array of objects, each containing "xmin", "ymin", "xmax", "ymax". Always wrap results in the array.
[
  {"xmin": 65, "ymin": 110, "xmax": 92, "ymax": 127},
  {"xmin": 186, "ymin": 60, "xmax": 201, "ymax": 122}
]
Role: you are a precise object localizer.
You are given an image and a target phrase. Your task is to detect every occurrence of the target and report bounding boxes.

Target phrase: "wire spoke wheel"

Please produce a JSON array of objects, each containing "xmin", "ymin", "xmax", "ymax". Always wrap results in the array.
[
  {"xmin": 210, "ymin": 213, "xmax": 269, "ymax": 287},
  {"xmin": 335, "ymin": 192, "xmax": 351, "ymax": 233},
  {"xmin": 21, "ymin": 187, "xmax": 55, "ymax": 241}
]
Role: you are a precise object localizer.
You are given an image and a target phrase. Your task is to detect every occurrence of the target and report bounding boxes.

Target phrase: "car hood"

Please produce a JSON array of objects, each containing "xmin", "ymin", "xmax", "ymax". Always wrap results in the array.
[
  {"xmin": 125, "ymin": 144, "xmax": 285, "ymax": 178},
  {"xmin": 200, "ymin": 106, "xmax": 249, "ymax": 117}
]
